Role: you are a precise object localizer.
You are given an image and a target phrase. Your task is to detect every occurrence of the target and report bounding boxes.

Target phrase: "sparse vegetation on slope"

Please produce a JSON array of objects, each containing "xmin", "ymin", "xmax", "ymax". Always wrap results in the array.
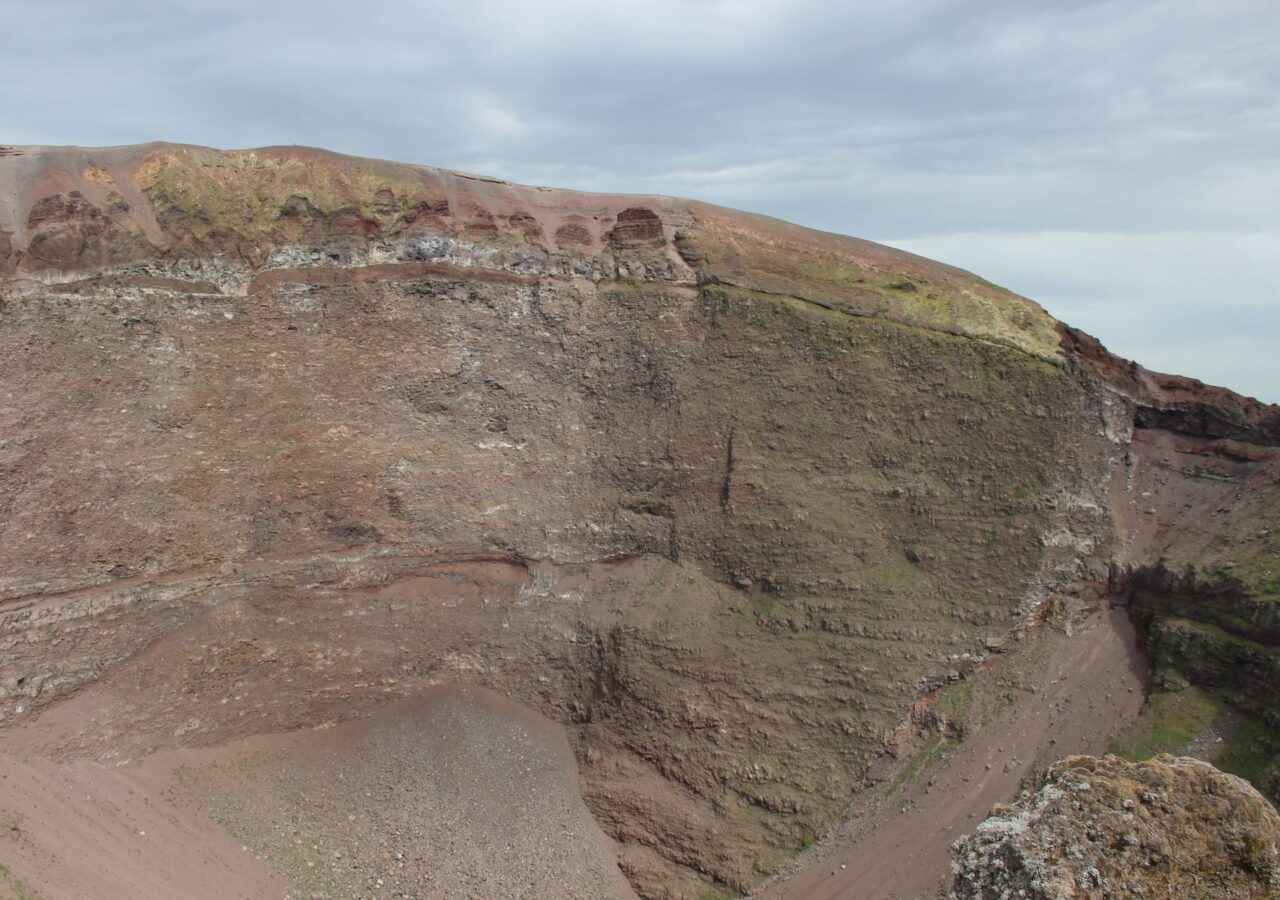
[{"xmin": 0, "ymin": 143, "xmax": 1277, "ymax": 898}]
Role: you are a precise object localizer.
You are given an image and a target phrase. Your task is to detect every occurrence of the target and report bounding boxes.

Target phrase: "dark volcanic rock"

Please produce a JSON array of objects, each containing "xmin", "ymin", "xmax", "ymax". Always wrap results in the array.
[
  {"xmin": 24, "ymin": 189, "xmax": 149, "ymax": 270},
  {"xmin": 607, "ymin": 206, "xmax": 665, "ymax": 250},
  {"xmin": 556, "ymin": 220, "xmax": 593, "ymax": 247}
]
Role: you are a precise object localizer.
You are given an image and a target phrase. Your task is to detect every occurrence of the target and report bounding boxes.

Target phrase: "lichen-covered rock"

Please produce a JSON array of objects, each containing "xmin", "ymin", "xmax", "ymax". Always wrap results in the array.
[{"xmin": 951, "ymin": 754, "xmax": 1280, "ymax": 898}]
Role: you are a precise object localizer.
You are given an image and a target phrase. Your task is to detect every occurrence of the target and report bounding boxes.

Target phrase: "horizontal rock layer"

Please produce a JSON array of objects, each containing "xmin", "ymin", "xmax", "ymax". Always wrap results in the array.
[{"xmin": 1, "ymin": 142, "xmax": 1277, "ymax": 895}]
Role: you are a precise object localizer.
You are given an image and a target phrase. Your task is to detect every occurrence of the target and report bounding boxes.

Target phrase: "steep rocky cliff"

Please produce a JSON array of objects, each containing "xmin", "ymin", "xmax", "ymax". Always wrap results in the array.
[
  {"xmin": 0, "ymin": 143, "xmax": 1275, "ymax": 896},
  {"xmin": 1070, "ymin": 322, "xmax": 1280, "ymax": 803}
]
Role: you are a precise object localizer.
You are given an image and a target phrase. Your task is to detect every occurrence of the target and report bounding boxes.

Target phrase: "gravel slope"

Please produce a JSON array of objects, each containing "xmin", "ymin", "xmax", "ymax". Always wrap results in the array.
[{"xmin": 0, "ymin": 685, "xmax": 634, "ymax": 899}]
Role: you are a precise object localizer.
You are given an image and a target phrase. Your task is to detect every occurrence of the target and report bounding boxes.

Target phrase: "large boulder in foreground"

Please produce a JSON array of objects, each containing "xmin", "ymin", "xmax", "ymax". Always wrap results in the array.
[{"xmin": 951, "ymin": 754, "xmax": 1280, "ymax": 898}]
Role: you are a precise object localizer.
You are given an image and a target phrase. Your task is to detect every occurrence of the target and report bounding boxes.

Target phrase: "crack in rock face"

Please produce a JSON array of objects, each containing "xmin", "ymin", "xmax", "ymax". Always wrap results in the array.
[{"xmin": 0, "ymin": 143, "xmax": 1277, "ymax": 899}]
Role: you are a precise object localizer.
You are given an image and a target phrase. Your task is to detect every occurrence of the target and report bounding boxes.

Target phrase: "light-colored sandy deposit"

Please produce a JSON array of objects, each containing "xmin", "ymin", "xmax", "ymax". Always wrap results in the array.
[{"xmin": 0, "ymin": 686, "xmax": 633, "ymax": 899}]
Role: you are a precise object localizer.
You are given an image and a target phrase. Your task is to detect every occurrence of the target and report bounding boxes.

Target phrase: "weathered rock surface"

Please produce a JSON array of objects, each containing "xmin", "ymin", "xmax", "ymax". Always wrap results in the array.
[
  {"xmin": 0, "ymin": 142, "xmax": 1277, "ymax": 897},
  {"xmin": 951, "ymin": 754, "xmax": 1280, "ymax": 898}
]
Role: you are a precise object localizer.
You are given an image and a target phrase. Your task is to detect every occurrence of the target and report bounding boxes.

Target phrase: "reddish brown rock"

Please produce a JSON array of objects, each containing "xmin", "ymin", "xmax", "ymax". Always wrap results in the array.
[{"xmin": 0, "ymin": 142, "xmax": 1276, "ymax": 898}]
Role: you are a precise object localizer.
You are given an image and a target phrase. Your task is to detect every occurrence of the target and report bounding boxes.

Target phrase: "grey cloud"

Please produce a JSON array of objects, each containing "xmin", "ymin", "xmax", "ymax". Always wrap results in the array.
[{"xmin": 2, "ymin": 0, "xmax": 1277, "ymax": 398}]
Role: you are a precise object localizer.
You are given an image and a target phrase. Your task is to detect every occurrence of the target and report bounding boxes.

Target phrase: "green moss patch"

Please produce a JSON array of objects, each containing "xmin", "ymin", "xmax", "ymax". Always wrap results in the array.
[
  {"xmin": 1215, "ymin": 714, "xmax": 1280, "ymax": 789},
  {"xmin": 0, "ymin": 863, "xmax": 43, "ymax": 900},
  {"xmin": 889, "ymin": 734, "xmax": 956, "ymax": 796},
  {"xmin": 1109, "ymin": 686, "xmax": 1221, "ymax": 761}
]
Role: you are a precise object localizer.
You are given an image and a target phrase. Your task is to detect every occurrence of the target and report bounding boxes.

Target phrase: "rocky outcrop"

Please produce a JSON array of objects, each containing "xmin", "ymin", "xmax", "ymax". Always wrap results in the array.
[
  {"xmin": 1121, "ymin": 565, "xmax": 1280, "ymax": 694},
  {"xmin": 0, "ymin": 230, "xmax": 14, "ymax": 276},
  {"xmin": 22, "ymin": 189, "xmax": 151, "ymax": 272},
  {"xmin": 607, "ymin": 207, "xmax": 666, "ymax": 250},
  {"xmin": 951, "ymin": 755, "xmax": 1280, "ymax": 898}
]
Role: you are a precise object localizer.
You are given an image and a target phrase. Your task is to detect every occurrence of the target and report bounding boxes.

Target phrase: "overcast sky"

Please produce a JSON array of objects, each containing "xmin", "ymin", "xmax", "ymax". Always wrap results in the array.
[{"xmin": 3, "ymin": 0, "xmax": 1277, "ymax": 400}]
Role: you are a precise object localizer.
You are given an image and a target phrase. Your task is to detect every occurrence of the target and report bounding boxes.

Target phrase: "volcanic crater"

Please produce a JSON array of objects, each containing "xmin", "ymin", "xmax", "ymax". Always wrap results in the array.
[{"xmin": 0, "ymin": 143, "xmax": 1277, "ymax": 899}]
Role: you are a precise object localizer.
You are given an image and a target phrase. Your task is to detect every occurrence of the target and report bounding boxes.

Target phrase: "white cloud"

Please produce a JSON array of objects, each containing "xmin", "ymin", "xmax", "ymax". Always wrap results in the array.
[{"xmin": 472, "ymin": 101, "xmax": 528, "ymax": 138}]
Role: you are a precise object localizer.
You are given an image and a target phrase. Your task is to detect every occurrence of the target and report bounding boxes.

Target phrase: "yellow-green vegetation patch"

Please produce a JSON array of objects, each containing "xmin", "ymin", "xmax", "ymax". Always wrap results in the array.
[
  {"xmin": 1233, "ymin": 527, "xmax": 1280, "ymax": 601},
  {"xmin": 0, "ymin": 863, "xmax": 42, "ymax": 900},
  {"xmin": 883, "ymin": 680, "xmax": 974, "ymax": 798},
  {"xmin": 935, "ymin": 677, "xmax": 975, "ymax": 727},
  {"xmin": 948, "ymin": 350, "xmax": 1063, "ymax": 407},
  {"xmin": 1155, "ymin": 615, "xmax": 1280, "ymax": 668},
  {"xmin": 1109, "ymin": 685, "xmax": 1220, "ymax": 761},
  {"xmin": 860, "ymin": 553, "xmax": 928, "ymax": 592},
  {"xmin": 888, "ymin": 733, "xmax": 956, "ymax": 796},
  {"xmin": 803, "ymin": 258, "xmax": 870, "ymax": 288},
  {"xmin": 749, "ymin": 592, "xmax": 782, "ymax": 624},
  {"xmin": 697, "ymin": 888, "xmax": 738, "ymax": 900},
  {"xmin": 685, "ymin": 219, "xmax": 1064, "ymax": 362},
  {"xmin": 1111, "ymin": 684, "xmax": 1280, "ymax": 801},
  {"xmin": 1215, "ymin": 714, "xmax": 1280, "ymax": 788},
  {"xmin": 702, "ymin": 283, "xmax": 1066, "ymax": 407},
  {"xmin": 135, "ymin": 147, "xmax": 438, "ymax": 241}
]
